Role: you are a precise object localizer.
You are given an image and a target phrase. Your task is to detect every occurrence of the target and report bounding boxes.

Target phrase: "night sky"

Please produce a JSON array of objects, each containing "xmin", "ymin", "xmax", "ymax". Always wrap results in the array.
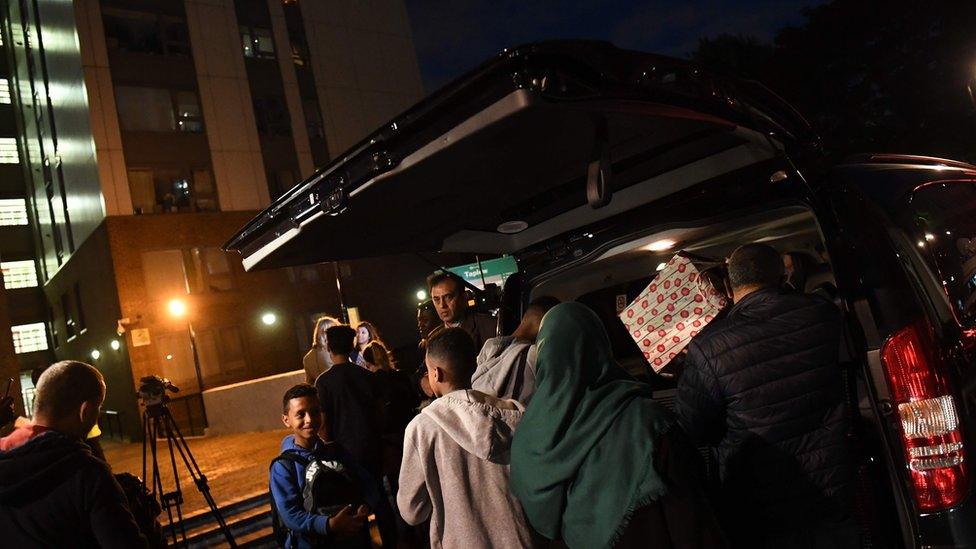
[{"xmin": 405, "ymin": 0, "xmax": 826, "ymax": 93}]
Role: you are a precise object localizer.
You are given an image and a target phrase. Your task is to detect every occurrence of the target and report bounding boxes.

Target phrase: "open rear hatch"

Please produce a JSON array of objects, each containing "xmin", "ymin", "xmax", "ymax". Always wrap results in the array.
[{"xmin": 224, "ymin": 41, "xmax": 818, "ymax": 270}]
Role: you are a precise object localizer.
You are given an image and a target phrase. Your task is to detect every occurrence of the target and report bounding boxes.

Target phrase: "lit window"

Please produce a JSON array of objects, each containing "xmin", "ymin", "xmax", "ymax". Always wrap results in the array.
[
  {"xmin": 11, "ymin": 322, "xmax": 48, "ymax": 354},
  {"xmin": 0, "ymin": 138, "xmax": 18, "ymax": 163},
  {"xmin": 240, "ymin": 26, "xmax": 275, "ymax": 59},
  {"xmin": 1, "ymin": 260, "xmax": 37, "ymax": 289},
  {"xmin": 0, "ymin": 80, "xmax": 10, "ymax": 104},
  {"xmin": 0, "ymin": 199, "xmax": 27, "ymax": 225}
]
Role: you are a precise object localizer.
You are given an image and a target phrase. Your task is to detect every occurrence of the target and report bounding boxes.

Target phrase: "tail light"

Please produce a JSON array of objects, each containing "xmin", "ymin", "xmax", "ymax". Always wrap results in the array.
[{"xmin": 881, "ymin": 322, "xmax": 968, "ymax": 511}]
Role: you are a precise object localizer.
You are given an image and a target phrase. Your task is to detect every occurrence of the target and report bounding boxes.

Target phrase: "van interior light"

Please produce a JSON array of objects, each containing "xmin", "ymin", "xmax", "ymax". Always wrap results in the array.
[
  {"xmin": 90, "ymin": 349, "xmax": 100, "ymax": 360},
  {"xmin": 497, "ymin": 220, "xmax": 529, "ymax": 234},
  {"xmin": 645, "ymin": 239, "xmax": 676, "ymax": 252},
  {"xmin": 110, "ymin": 339, "xmax": 121, "ymax": 351},
  {"xmin": 261, "ymin": 312, "xmax": 277, "ymax": 326},
  {"xmin": 416, "ymin": 290, "xmax": 427, "ymax": 301},
  {"xmin": 924, "ymin": 233, "xmax": 935, "ymax": 242}
]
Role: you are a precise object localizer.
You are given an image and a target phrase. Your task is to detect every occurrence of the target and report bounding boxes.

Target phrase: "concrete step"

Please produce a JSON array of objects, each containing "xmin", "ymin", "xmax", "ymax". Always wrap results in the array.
[
  {"xmin": 236, "ymin": 525, "xmax": 276, "ymax": 548},
  {"xmin": 156, "ymin": 491, "xmax": 270, "ymax": 548}
]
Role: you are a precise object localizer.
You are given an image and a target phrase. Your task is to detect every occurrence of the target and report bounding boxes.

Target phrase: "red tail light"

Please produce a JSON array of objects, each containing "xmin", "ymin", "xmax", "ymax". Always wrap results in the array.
[{"xmin": 881, "ymin": 322, "xmax": 968, "ymax": 512}]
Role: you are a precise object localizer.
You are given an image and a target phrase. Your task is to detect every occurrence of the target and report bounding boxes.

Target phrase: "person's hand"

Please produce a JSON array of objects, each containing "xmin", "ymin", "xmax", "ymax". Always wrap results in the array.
[
  {"xmin": 328, "ymin": 504, "xmax": 368, "ymax": 536},
  {"xmin": 0, "ymin": 396, "xmax": 15, "ymax": 427}
]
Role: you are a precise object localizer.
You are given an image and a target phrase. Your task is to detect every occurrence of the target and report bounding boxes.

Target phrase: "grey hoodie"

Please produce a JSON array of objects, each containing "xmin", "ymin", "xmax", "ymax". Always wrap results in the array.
[
  {"xmin": 397, "ymin": 389, "xmax": 536, "ymax": 549},
  {"xmin": 472, "ymin": 336, "xmax": 537, "ymax": 404}
]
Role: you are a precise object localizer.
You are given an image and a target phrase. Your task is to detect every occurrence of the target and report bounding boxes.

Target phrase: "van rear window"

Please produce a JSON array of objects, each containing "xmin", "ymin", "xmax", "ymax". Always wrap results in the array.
[{"xmin": 911, "ymin": 181, "xmax": 976, "ymax": 326}]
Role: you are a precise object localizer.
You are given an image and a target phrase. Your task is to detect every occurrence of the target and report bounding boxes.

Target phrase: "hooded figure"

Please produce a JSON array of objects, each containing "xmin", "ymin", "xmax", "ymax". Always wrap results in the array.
[
  {"xmin": 0, "ymin": 431, "xmax": 147, "ymax": 548},
  {"xmin": 472, "ymin": 335, "xmax": 537, "ymax": 403},
  {"xmin": 397, "ymin": 327, "xmax": 537, "ymax": 549},
  {"xmin": 510, "ymin": 302, "xmax": 724, "ymax": 549}
]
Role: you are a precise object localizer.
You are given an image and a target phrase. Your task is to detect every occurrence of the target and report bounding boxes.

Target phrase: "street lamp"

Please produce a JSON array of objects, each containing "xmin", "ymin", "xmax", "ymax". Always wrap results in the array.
[
  {"xmin": 166, "ymin": 297, "xmax": 204, "ymax": 394},
  {"xmin": 168, "ymin": 298, "xmax": 187, "ymax": 317}
]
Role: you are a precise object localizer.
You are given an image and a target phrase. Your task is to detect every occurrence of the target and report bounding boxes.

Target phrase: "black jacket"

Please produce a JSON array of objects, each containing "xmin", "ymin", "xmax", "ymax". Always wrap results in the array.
[
  {"xmin": 675, "ymin": 288, "xmax": 852, "ymax": 534},
  {"xmin": 315, "ymin": 362, "xmax": 382, "ymax": 473},
  {"xmin": 0, "ymin": 430, "xmax": 148, "ymax": 548}
]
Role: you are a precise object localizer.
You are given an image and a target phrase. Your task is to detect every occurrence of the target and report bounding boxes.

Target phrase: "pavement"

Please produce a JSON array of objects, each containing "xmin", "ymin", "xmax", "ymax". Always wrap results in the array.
[{"xmin": 103, "ymin": 429, "xmax": 290, "ymax": 522}]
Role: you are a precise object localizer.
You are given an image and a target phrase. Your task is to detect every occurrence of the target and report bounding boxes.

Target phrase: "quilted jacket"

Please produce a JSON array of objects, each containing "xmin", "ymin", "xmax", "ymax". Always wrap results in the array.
[{"xmin": 675, "ymin": 287, "xmax": 853, "ymax": 533}]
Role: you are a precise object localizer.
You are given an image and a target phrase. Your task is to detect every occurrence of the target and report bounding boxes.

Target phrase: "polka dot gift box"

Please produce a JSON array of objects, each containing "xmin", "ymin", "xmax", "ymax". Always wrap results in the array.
[{"xmin": 618, "ymin": 253, "xmax": 729, "ymax": 373}]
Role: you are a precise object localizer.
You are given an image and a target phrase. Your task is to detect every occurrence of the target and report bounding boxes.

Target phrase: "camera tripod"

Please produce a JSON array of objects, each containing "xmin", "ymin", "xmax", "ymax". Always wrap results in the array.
[{"xmin": 142, "ymin": 402, "xmax": 237, "ymax": 547}]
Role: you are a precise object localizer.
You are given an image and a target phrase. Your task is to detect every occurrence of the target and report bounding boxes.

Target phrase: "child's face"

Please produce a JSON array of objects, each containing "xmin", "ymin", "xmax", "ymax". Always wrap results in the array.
[{"xmin": 282, "ymin": 396, "xmax": 322, "ymax": 444}]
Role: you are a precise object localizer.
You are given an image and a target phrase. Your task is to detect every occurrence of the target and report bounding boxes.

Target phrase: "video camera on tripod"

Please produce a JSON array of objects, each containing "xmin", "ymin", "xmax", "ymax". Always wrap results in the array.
[
  {"xmin": 139, "ymin": 373, "xmax": 236, "ymax": 547},
  {"xmin": 137, "ymin": 375, "xmax": 179, "ymax": 408}
]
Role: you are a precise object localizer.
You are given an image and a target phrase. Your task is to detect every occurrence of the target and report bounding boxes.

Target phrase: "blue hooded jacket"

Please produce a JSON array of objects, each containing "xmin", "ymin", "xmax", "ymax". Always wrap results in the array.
[{"xmin": 269, "ymin": 435, "xmax": 382, "ymax": 549}]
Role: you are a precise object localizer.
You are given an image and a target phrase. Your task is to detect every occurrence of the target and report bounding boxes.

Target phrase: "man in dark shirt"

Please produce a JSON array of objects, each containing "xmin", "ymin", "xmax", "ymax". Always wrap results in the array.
[
  {"xmin": 675, "ymin": 244, "xmax": 856, "ymax": 547},
  {"xmin": 0, "ymin": 360, "xmax": 148, "ymax": 548},
  {"xmin": 315, "ymin": 324, "xmax": 383, "ymax": 476},
  {"xmin": 427, "ymin": 271, "xmax": 496, "ymax": 351}
]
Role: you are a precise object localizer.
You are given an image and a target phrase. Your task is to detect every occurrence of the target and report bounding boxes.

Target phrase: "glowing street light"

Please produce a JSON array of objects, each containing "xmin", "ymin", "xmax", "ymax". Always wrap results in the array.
[
  {"xmin": 165, "ymin": 297, "xmax": 204, "ymax": 392},
  {"xmin": 168, "ymin": 298, "xmax": 187, "ymax": 317},
  {"xmin": 261, "ymin": 312, "xmax": 277, "ymax": 326},
  {"xmin": 416, "ymin": 290, "xmax": 428, "ymax": 301}
]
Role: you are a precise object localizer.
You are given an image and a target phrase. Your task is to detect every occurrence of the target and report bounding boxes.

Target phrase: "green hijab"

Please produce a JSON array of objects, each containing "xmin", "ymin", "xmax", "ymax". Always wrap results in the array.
[{"xmin": 510, "ymin": 302, "xmax": 675, "ymax": 549}]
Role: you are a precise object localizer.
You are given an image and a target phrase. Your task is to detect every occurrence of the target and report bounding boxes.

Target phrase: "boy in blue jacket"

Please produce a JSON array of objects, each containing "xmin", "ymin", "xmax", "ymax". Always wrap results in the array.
[{"xmin": 271, "ymin": 383, "xmax": 386, "ymax": 549}]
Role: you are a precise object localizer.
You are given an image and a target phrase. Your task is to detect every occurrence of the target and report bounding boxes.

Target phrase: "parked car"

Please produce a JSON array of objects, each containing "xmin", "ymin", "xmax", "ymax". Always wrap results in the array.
[{"xmin": 226, "ymin": 41, "xmax": 976, "ymax": 548}]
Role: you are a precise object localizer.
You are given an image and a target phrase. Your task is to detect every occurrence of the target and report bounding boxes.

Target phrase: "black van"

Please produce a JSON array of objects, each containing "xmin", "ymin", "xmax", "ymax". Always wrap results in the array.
[{"xmin": 225, "ymin": 42, "xmax": 976, "ymax": 548}]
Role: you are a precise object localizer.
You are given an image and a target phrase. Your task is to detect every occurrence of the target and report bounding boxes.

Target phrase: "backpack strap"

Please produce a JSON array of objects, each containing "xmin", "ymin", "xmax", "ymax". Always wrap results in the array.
[
  {"xmin": 269, "ymin": 451, "xmax": 311, "ymax": 547},
  {"xmin": 270, "ymin": 451, "xmax": 309, "ymax": 470}
]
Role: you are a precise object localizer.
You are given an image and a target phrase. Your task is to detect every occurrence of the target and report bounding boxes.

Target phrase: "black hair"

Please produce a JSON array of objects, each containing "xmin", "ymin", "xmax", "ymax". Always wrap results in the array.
[
  {"xmin": 527, "ymin": 295, "xmax": 560, "ymax": 315},
  {"xmin": 426, "ymin": 271, "xmax": 464, "ymax": 293},
  {"xmin": 325, "ymin": 324, "xmax": 356, "ymax": 356},
  {"xmin": 282, "ymin": 383, "xmax": 318, "ymax": 413},
  {"xmin": 426, "ymin": 327, "xmax": 477, "ymax": 380},
  {"xmin": 728, "ymin": 243, "xmax": 784, "ymax": 290}
]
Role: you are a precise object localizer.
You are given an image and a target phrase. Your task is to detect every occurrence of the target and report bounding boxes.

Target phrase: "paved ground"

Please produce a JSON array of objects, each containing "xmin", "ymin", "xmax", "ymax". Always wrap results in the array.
[{"xmin": 103, "ymin": 429, "xmax": 290, "ymax": 521}]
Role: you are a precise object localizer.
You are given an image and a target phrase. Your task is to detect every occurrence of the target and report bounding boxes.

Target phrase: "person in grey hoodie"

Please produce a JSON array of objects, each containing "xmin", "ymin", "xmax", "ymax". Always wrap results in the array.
[
  {"xmin": 397, "ymin": 327, "xmax": 537, "ymax": 549},
  {"xmin": 471, "ymin": 296, "xmax": 559, "ymax": 404}
]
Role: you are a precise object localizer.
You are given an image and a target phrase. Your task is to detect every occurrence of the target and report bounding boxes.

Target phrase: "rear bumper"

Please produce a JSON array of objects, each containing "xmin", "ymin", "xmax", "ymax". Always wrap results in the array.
[{"xmin": 918, "ymin": 497, "xmax": 976, "ymax": 548}]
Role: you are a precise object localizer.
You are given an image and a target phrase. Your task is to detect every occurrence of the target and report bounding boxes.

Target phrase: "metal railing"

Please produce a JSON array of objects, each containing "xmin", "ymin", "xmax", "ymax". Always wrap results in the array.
[{"xmin": 99, "ymin": 410, "xmax": 124, "ymax": 440}]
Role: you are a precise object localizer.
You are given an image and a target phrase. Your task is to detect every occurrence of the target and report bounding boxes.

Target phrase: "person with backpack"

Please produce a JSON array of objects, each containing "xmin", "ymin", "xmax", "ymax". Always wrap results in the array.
[{"xmin": 270, "ymin": 383, "xmax": 388, "ymax": 549}]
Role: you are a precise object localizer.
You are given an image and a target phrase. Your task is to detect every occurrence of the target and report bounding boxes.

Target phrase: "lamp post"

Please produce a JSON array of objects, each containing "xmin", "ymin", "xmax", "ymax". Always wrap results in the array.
[{"xmin": 167, "ymin": 298, "xmax": 205, "ymax": 394}]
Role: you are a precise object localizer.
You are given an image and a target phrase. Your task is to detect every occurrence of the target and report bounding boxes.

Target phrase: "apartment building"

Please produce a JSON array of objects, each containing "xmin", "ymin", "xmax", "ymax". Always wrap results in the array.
[{"xmin": 0, "ymin": 0, "xmax": 428, "ymax": 439}]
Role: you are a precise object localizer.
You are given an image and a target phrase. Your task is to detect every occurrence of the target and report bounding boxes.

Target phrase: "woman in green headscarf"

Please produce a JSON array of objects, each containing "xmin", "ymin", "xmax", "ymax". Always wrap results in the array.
[{"xmin": 510, "ymin": 302, "xmax": 724, "ymax": 548}]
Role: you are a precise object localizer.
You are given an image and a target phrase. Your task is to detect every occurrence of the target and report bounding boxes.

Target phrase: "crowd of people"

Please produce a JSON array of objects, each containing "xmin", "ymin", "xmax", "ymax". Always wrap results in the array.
[{"xmin": 0, "ymin": 243, "xmax": 859, "ymax": 548}]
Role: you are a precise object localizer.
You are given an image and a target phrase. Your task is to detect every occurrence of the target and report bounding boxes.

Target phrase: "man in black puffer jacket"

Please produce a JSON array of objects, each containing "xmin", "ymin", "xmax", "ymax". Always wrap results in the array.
[{"xmin": 675, "ymin": 244, "xmax": 857, "ymax": 548}]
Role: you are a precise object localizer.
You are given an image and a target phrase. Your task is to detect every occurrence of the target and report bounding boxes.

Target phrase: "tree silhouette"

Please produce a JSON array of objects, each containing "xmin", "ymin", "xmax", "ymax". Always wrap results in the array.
[{"xmin": 693, "ymin": 0, "xmax": 976, "ymax": 162}]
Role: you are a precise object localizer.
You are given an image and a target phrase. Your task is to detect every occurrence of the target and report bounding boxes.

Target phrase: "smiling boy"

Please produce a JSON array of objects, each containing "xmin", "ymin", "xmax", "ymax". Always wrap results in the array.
[{"xmin": 270, "ymin": 383, "xmax": 386, "ymax": 548}]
